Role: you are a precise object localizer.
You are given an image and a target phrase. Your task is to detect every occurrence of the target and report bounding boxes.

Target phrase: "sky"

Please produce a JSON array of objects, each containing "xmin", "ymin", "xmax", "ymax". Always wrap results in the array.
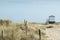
[{"xmin": 0, "ymin": 0, "xmax": 60, "ymax": 22}]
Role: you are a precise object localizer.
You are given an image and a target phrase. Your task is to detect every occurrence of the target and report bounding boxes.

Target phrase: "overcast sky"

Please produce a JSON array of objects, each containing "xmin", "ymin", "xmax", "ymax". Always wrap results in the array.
[{"xmin": 0, "ymin": 0, "xmax": 60, "ymax": 22}]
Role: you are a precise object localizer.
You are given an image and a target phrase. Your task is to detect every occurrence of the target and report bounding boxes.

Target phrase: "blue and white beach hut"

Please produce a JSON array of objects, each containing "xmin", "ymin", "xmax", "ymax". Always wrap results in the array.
[{"xmin": 48, "ymin": 15, "xmax": 55, "ymax": 24}]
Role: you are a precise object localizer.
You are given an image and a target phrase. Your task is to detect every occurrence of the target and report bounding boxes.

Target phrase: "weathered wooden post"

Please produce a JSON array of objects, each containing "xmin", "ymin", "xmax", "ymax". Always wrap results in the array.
[
  {"xmin": 12, "ymin": 30, "xmax": 14, "ymax": 40},
  {"xmin": 39, "ymin": 29, "xmax": 41, "ymax": 40},
  {"xmin": 24, "ymin": 20, "xmax": 28, "ymax": 36},
  {"xmin": 2, "ymin": 30, "xmax": 4, "ymax": 40}
]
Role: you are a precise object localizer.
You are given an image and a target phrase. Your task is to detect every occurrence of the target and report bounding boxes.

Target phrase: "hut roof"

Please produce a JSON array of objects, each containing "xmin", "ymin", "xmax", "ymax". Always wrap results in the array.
[{"xmin": 49, "ymin": 15, "xmax": 55, "ymax": 17}]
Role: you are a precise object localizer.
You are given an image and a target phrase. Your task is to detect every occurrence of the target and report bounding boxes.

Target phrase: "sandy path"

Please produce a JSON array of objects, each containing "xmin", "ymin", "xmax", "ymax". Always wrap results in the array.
[{"xmin": 46, "ymin": 27, "xmax": 60, "ymax": 40}]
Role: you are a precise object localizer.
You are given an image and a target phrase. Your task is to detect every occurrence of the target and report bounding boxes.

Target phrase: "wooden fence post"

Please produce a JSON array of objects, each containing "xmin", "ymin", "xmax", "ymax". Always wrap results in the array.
[
  {"xmin": 2, "ymin": 30, "xmax": 4, "ymax": 40},
  {"xmin": 39, "ymin": 29, "xmax": 41, "ymax": 40},
  {"xmin": 24, "ymin": 20, "xmax": 28, "ymax": 36},
  {"xmin": 12, "ymin": 30, "xmax": 14, "ymax": 40}
]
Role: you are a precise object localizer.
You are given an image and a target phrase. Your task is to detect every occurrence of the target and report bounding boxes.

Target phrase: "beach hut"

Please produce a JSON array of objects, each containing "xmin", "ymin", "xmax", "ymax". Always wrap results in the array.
[{"xmin": 48, "ymin": 15, "xmax": 55, "ymax": 24}]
